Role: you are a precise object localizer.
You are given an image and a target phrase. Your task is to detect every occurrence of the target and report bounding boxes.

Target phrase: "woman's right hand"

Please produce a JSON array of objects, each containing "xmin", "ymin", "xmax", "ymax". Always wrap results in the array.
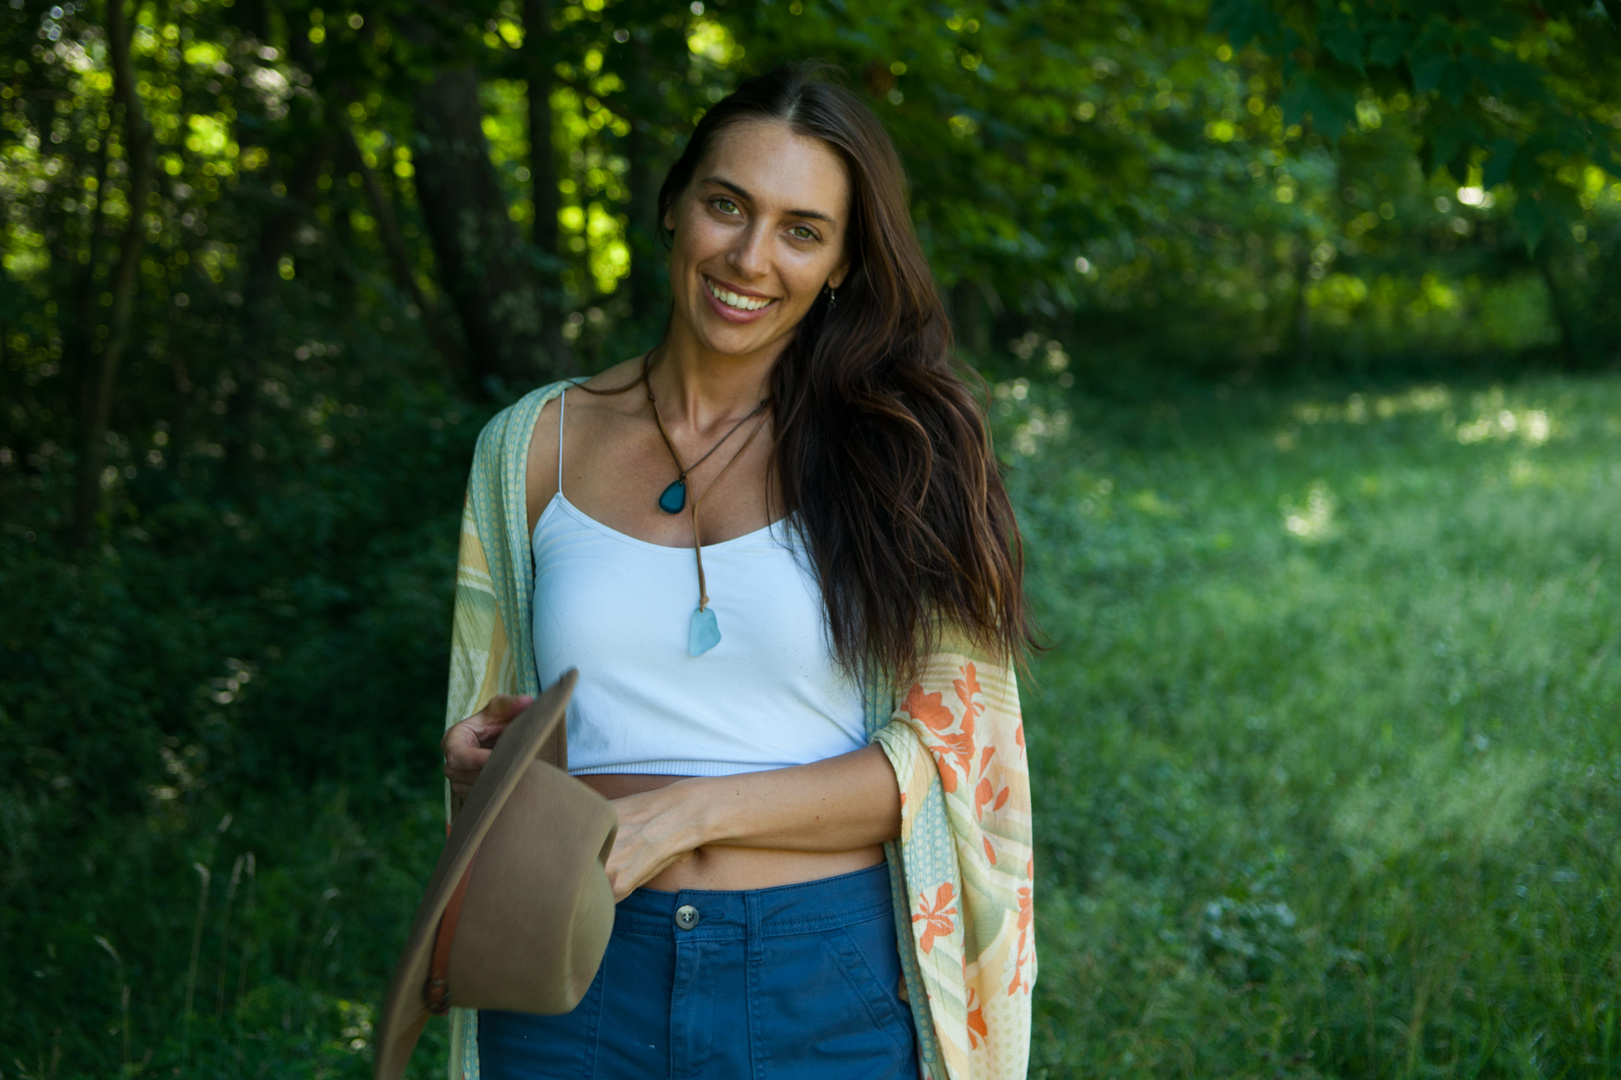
[{"xmin": 442, "ymin": 693, "xmax": 535, "ymax": 801}]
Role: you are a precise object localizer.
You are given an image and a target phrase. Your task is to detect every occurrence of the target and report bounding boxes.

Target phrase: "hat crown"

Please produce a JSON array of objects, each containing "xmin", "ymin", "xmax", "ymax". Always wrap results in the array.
[{"xmin": 375, "ymin": 672, "xmax": 617, "ymax": 1080}]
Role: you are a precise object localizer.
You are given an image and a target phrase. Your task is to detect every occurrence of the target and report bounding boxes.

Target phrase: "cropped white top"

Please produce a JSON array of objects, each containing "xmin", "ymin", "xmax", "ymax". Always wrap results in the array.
[{"xmin": 530, "ymin": 389, "xmax": 866, "ymax": 777}]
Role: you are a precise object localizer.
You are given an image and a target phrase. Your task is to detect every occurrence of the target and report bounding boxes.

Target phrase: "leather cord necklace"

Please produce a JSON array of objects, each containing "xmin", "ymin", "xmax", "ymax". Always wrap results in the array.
[
  {"xmin": 642, "ymin": 353, "xmax": 768, "ymax": 515},
  {"xmin": 643, "ymin": 354, "xmax": 773, "ymax": 656}
]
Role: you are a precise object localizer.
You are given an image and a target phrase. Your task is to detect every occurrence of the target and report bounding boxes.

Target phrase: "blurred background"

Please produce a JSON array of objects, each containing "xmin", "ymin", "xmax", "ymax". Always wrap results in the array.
[{"xmin": 2, "ymin": 0, "xmax": 1618, "ymax": 1076}]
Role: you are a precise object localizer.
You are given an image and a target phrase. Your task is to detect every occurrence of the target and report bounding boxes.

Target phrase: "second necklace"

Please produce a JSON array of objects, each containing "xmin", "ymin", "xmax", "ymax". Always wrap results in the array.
[
  {"xmin": 647, "ymin": 381, "xmax": 768, "ymax": 514},
  {"xmin": 646, "ymin": 378, "xmax": 772, "ymax": 657}
]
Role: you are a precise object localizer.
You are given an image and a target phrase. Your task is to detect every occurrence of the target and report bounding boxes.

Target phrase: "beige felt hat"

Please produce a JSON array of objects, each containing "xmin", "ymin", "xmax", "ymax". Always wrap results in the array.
[{"xmin": 374, "ymin": 670, "xmax": 617, "ymax": 1080}]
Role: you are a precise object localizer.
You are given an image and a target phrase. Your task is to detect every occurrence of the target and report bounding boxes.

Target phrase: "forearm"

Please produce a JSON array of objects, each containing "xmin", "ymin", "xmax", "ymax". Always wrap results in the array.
[
  {"xmin": 696, "ymin": 743, "xmax": 902, "ymax": 851},
  {"xmin": 601, "ymin": 743, "xmax": 902, "ymax": 897},
  {"xmin": 645, "ymin": 743, "xmax": 903, "ymax": 855}
]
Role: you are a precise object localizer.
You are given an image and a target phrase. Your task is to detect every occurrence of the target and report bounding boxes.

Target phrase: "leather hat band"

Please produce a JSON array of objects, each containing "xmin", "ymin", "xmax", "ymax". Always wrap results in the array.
[{"xmin": 424, "ymin": 855, "xmax": 477, "ymax": 1015}]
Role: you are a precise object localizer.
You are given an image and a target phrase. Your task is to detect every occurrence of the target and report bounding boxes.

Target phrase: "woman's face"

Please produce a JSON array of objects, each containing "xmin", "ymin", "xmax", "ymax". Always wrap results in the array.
[{"xmin": 664, "ymin": 119, "xmax": 851, "ymax": 363}]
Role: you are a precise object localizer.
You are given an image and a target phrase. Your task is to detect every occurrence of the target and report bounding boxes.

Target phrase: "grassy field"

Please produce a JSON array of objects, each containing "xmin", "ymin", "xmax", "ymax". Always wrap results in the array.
[
  {"xmin": 5, "ymin": 371, "xmax": 1617, "ymax": 1079},
  {"xmin": 1012, "ymin": 372, "xmax": 1621, "ymax": 1079}
]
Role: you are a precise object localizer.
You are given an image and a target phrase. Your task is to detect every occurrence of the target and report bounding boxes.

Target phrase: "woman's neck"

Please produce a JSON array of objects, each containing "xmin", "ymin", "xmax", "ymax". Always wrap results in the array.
[{"xmin": 650, "ymin": 324, "xmax": 781, "ymax": 428}]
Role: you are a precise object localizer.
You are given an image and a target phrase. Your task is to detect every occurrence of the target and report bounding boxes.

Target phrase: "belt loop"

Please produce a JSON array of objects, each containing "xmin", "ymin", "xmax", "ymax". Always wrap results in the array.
[{"xmin": 745, "ymin": 891, "xmax": 764, "ymax": 963}]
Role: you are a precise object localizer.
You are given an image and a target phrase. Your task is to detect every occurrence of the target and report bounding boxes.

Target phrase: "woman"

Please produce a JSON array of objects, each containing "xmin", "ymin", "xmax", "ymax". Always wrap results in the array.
[{"xmin": 439, "ymin": 63, "xmax": 1034, "ymax": 1080}]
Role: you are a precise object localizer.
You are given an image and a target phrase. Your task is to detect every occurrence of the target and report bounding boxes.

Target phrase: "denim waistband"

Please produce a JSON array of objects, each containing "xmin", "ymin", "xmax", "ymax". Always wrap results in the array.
[{"xmin": 612, "ymin": 861, "xmax": 892, "ymax": 942}]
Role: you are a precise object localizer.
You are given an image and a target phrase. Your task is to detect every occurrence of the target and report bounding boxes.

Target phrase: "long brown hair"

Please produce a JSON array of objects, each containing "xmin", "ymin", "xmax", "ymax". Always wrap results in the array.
[{"xmin": 658, "ymin": 63, "xmax": 1030, "ymax": 682}]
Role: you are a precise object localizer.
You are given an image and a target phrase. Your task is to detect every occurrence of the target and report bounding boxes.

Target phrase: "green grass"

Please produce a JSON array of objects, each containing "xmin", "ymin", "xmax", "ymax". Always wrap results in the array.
[
  {"xmin": 4, "ymin": 372, "xmax": 1618, "ymax": 1078},
  {"xmin": 1011, "ymin": 374, "xmax": 1621, "ymax": 1079}
]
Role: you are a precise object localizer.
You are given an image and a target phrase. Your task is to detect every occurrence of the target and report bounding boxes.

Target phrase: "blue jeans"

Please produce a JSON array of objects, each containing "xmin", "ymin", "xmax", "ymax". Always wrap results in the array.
[{"xmin": 479, "ymin": 862, "xmax": 918, "ymax": 1079}]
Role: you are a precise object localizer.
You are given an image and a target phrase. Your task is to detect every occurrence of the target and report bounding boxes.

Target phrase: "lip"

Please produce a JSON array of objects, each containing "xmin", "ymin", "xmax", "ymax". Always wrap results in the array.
[{"xmin": 701, "ymin": 275, "xmax": 778, "ymax": 324}]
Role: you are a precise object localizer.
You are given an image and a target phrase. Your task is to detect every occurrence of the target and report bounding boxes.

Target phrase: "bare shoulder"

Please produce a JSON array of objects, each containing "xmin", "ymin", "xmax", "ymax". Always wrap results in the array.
[
  {"xmin": 524, "ymin": 392, "xmax": 562, "ymax": 538},
  {"xmin": 580, "ymin": 356, "xmax": 647, "ymax": 396},
  {"xmin": 524, "ymin": 357, "xmax": 648, "ymax": 534}
]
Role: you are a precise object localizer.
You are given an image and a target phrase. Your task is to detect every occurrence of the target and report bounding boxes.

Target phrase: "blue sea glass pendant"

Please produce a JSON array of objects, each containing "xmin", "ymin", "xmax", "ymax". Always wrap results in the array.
[
  {"xmin": 658, "ymin": 478, "xmax": 687, "ymax": 514},
  {"xmin": 688, "ymin": 606, "xmax": 721, "ymax": 657}
]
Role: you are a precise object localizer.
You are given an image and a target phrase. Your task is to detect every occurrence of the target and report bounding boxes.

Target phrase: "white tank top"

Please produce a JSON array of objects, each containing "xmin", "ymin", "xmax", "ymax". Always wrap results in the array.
[{"xmin": 530, "ymin": 388, "xmax": 866, "ymax": 777}]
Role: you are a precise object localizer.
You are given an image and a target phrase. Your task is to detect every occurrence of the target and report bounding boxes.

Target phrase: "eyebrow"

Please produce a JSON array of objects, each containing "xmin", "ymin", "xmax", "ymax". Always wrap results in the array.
[{"xmin": 699, "ymin": 175, "xmax": 837, "ymax": 224}]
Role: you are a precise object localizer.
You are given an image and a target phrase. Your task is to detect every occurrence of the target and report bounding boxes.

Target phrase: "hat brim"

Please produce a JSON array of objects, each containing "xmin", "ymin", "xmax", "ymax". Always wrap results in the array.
[{"xmin": 374, "ymin": 671, "xmax": 580, "ymax": 1080}]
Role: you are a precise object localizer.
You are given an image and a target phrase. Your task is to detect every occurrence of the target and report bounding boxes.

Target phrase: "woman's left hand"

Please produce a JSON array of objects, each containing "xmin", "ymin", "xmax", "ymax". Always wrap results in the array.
[
  {"xmin": 598, "ymin": 747, "xmax": 902, "ymax": 901},
  {"xmin": 602, "ymin": 783, "xmax": 705, "ymax": 901}
]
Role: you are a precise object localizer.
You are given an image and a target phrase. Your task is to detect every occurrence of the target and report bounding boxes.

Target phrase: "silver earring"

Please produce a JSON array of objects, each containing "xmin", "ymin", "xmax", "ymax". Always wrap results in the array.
[{"xmin": 826, "ymin": 285, "xmax": 837, "ymax": 310}]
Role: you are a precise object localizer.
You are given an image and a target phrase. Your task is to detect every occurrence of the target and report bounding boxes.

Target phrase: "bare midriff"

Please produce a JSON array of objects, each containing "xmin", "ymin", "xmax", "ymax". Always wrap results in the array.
[{"xmin": 577, "ymin": 774, "xmax": 886, "ymax": 892}]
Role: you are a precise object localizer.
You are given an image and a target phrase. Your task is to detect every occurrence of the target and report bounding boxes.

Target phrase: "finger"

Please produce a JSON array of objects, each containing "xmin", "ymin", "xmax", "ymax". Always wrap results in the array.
[
  {"xmin": 609, "ymin": 850, "xmax": 684, "ymax": 902},
  {"xmin": 451, "ymin": 711, "xmax": 515, "ymax": 749},
  {"xmin": 442, "ymin": 718, "xmax": 489, "ymax": 756},
  {"xmin": 448, "ymin": 714, "xmax": 509, "ymax": 745},
  {"xmin": 483, "ymin": 693, "xmax": 536, "ymax": 720},
  {"xmin": 444, "ymin": 745, "xmax": 492, "ymax": 773}
]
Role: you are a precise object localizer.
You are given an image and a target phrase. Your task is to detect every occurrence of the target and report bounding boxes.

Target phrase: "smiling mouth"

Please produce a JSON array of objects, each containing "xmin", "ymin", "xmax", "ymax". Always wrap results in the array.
[{"xmin": 705, "ymin": 276, "xmax": 777, "ymax": 313}]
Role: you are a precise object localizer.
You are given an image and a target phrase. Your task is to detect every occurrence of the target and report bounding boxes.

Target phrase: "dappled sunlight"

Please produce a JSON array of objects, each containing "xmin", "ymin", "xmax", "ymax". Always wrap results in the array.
[
  {"xmin": 993, "ymin": 376, "xmax": 1072, "ymax": 458},
  {"xmin": 1282, "ymin": 481, "xmax": 1335, "ymax": 540},
  {"xmin": 1292, "ymin": 384, "xmax": 1451, "ymax": 426},
  {"xmin": 1128, "ymin": 489, "xmax": 1181, "ymax": 519},
  {"xmin": 1454, "ymin": 406, "xmax": 1551, "ymax": 446},
  {"xmin": 1275, "ymin": 385, "xmax": 1559, "ymax": 458},
  {"xmin": 4, "ymin": 0, "xmax": 1619, "ymax": 1067},
  {"xmin": 336, "ymin": 998, "xmax": 376, "ymax": 1055},
  {"xmin": 1331, "ymin": 739, "xmax": 1549, "ymax": 877}
]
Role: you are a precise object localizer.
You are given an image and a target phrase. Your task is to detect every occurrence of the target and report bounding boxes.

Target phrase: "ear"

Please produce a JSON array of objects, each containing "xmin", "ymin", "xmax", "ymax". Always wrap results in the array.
[{"xmin": 826, "ymin": 260, "xmax": 850, "ymax": 291}]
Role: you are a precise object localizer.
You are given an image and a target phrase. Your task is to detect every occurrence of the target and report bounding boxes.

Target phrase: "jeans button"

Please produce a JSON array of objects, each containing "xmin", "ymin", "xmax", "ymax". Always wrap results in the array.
[{"xmin": 675, "ymin": 904, "xmax": 700, "ymax": 930}]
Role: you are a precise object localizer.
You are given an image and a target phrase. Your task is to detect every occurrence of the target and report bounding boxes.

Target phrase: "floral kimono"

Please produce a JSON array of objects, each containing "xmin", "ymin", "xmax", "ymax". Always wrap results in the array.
[{"xmin": 442, "ymin": 381, "xmax": 1035, "ymax": 1080}]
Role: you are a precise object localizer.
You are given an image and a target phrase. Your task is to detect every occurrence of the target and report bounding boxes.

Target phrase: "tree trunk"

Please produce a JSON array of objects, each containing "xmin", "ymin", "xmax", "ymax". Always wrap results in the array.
[
  {"xmin": 71, "ymin": 0, "xmax": 154, "ymax": 549},
  {"xmin": 335, "ymin": 115, "xmax": 467, "ymax": 378},
  {"xmin": 221, "ymin": 131, "xmax": 338, "ymax": 478},
  {"xmin": 950, "ymin": 279, "xmax": 988, "ymax": 356},
  {"xmin": 1292, "ymin": 252, "xmax": 1312, "ymax": 368},
  {"xmin": 411, "ymin": 64, "xmax": 564, "ymax": 390},
  {"xmin": 65, "ymin": 137, "xmax": 110, "ymax": 441},
  {"xmin": 1537, "ymin": 255, "xmax": 1582, "ymax": 370},
  {"xmin": 525, "ymin": 0, "xmax": 560, "ymax": 262},
  {"xmin": 522, "ymin": 0, "xmax": 570, "ymax": 367},
  {"xmin": 623, "ymin": 117, "xmax": 666, "ymax": 318},
  {"xmin": 169, "ymin": 300, "xmax": 192, "ymax": 477},
  {"xmin": 620, "ymin": 26, "xmax": 682, "ymax": 321}
]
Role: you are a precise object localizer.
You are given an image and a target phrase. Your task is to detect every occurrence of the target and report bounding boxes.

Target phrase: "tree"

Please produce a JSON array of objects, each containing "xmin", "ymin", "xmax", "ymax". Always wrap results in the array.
[{"xmin": 71, "ymin": 0, "xmax": 154, "ymax": 547}]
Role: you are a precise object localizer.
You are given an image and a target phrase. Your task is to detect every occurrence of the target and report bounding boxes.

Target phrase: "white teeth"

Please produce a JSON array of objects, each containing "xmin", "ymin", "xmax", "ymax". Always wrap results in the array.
[{"xmin": 706, "ymin": 278, "xmax": 773, "ymax": 312}]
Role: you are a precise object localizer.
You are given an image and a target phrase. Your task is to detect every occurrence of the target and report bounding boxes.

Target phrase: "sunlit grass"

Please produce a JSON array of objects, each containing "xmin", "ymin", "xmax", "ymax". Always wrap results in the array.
[
  {"xmin": 1006, "ymin": 374, "xmax": 1621, "ymax": 1079},
  {"xmin": 4, "ymin": 373, "xmax": 1616, "ymax": 1078}
]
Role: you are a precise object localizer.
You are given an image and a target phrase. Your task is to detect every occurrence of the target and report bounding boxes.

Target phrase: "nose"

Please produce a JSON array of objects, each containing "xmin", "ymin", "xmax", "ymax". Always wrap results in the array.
[{"xmin": 725, "ymin": 220, "xmax": 770, "ymax": 281}]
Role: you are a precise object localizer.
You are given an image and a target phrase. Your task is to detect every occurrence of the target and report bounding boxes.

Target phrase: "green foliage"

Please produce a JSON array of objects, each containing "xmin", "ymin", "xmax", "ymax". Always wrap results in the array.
[
  {"xmin": 7, "ymin": 369, "xmax": 1621, "ymax": 1075},
  {"xmin": 2, "ymin": 0, "xmax": 1620, "ymax": 1075},
  {"xmin": 1003, "ymin": 371, "xmax": 1621, "ymax": 1078},
  {"xmin": 1209, "ymin": 0, "xmax": 1620, "ymax": 250}
]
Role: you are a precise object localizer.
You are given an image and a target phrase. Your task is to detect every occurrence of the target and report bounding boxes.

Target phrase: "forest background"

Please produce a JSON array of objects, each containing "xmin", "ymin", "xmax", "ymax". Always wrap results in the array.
[{"xmin": 2, "ymin": 0, "xmax": 1619, "ymax": 1076}]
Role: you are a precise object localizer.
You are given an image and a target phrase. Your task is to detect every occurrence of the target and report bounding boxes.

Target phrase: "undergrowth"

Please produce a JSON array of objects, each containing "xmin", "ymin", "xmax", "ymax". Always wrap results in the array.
[
  {"xmin": 2, "ymin": 371, "xmax": 1617, "ymax": 1078},
  {"xmin": 1010, "ymin": 372, "xmax": 1621, "ymax": 1079}
]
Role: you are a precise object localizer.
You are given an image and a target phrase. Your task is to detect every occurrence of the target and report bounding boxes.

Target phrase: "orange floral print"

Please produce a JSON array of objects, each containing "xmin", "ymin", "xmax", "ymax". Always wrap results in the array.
[
  {"xmin": 450, "ymin": 382, "xmax": 1036, "ymax": 1080},
  {"xmin": 966, "ymin": 988, "xmax": 989, "ymax": 1049},
  {"xmin": 905, "ymin": 683, "xmax": 975, "ymax": 792},
  {"xmin": 954, "ymin": 663, "xmax": 984, "ymax": 734},
  {"xmin": 1006, "ymin": 860, "xmax": 1035, "ymax": 996},
  {"xmin": 912, "ymin": 882, "xmax": 959, "ymax": 955},
  {"xmin": 975, "ymin": 774, "xmax": 1010, "ymax": 823},
  {"xmin": 904, "ymin": 682, "xmax": 956, "ymax": 735},
  {"xmin": 974, "ymin": 745, "xmax": 1011, "ymax": 831}
]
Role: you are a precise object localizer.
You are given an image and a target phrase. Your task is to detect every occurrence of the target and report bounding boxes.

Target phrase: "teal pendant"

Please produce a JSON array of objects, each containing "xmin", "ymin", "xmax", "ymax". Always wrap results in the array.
[
  {"xmin": 688, "ymin": 606, "xmax": 721, "ymax": 657},
  {"xmin": 658, "ymin": 479, "xmax": 687, "ymax": 514}
]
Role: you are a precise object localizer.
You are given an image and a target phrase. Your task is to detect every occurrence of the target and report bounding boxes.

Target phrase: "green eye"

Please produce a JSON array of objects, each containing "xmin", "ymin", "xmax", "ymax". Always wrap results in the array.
[
  {"xmin": 791, "ymin": 225, "xmax": 818, "ymax": 241},
  {"xmin": 713, "ymin": 197, "xmax": 739, "ymax": 214}
]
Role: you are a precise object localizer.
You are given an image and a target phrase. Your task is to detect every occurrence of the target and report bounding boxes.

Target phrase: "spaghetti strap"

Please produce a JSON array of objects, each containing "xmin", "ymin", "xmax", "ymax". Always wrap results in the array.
[{"xmin": 557, "ymin": 387, "xmax": 566, "ymax": 495}]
